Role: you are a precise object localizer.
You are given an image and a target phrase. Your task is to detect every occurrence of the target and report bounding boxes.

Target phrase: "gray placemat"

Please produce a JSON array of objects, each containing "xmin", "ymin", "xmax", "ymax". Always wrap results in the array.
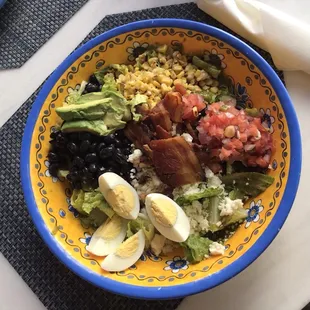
[
  {"xmin": 0, "ymin": 2, "xmax": 284, "ymax": 310},
  {"xmin": 0, "ymin": 0, "xmax": 88, "ymax": 70}
]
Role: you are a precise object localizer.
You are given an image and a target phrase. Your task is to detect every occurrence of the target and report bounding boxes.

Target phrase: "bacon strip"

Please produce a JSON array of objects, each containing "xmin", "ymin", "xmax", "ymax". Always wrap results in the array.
[
  {"xmin": 163, "ymin": 92, "xmax": 183, "ymax": 123},
  {"xmin": 149, "ymin": 136, "xmax": 203, "ymax": 187},
  {"xmin": 124, "ymin": 121, "xmax": 151, "ymax": 150},
  {"xmin": 146, "ymin": 101, "xmax": 172, "ymax": 131}
]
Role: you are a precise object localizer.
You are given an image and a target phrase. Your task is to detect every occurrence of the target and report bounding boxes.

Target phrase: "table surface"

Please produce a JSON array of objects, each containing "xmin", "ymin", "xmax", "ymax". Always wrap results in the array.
[{"xmin": 0, "ymin": 0, "xmax": 309, "ymax": 309}]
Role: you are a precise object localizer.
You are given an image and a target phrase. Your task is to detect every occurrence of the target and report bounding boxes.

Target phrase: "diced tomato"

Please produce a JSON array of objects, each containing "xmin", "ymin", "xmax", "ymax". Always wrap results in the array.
[
  {"xmin": 197, "ymin": 101, "xmax": 274, "ymax": 168},
  {"xmin": 182, "ymin": 94, "xmax": 206, "ymax": 121},
  {"xmin": 175, "ymin": 84, "xmax": 187, "ymax": 95}
]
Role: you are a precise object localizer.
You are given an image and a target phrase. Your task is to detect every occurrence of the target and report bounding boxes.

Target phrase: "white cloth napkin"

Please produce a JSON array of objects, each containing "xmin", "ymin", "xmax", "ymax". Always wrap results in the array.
[{"xmin": 197, "ymin": 0, "xmax": 310, "ymax": 74}]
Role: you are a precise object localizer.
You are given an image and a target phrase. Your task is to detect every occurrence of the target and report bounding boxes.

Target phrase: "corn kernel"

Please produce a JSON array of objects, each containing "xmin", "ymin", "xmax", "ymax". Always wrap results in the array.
[{"xmin": 210, "ymin": 86, "xmax": 218, "ymax": 93}]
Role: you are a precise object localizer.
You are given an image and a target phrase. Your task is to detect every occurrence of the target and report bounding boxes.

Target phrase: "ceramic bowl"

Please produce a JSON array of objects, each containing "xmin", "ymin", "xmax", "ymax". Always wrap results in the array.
[{"xmin": 21, "ymin": 19, "xmax": 301, "ymax": 299}]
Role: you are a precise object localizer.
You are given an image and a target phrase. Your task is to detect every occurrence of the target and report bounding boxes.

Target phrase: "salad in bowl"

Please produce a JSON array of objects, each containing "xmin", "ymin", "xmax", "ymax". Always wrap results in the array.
[{"xmin": 47, "ymin": 44, "xmax": 275, "ymax": 271}]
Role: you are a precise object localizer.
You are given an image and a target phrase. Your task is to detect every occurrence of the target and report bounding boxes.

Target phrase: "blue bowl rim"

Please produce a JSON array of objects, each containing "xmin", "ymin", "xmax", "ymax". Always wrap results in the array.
[{"xmin": 21, "ymin": 18, "xmax": 302, "ymax": 299}]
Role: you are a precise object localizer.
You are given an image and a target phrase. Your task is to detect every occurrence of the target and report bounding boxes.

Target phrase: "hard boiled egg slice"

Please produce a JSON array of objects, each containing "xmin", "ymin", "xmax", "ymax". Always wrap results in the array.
[
  {"xmin": 87, "ymin": 215, "xmax": 127, "ymax": 256},
  {"xmin": 145, "ymin": 193, "xmax": 190, "ymax": 242},
  {"xmin": 98, "ymin": 172, "xmax": 140, "ymax": 220},
  {"xmin": 101, "ymin": 229, "xmax": 145, "ymax": 272}
]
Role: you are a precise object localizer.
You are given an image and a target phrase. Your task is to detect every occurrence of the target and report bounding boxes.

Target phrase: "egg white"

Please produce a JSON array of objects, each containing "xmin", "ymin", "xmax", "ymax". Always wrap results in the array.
[
  {"xmin": 101, "ymin": 230, "xmax": 145, "ymax": 272},
  {"xmin": 98, "ymin": 172, "xmax": 140, "ymax": 220},
  {"xmin": 87, "ymin": 215, "xmax": 127, "ymax": 257},
  {"xmin": 145, "ymin": 193, "xmax": 190, "ymax": 242}
]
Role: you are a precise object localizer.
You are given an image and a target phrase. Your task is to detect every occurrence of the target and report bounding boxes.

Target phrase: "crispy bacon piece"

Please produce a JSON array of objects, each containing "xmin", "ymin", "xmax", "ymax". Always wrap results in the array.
[
  {"xmin": 163, "ymin": 92, "xmax": 183, "ymax": 123},
  {"xmin": 156, "ymin": 125, "xmax": 172, "ymax": 139},
  {"xmin": 124, "ymin": 121, "xmax": 151, "ymax": 150},
  {"xmin": 149, "ymin": 136, "xmax": 203, "ymax": 187},
  {"xmin": 146, "ymin": 101, "xmax": 172, "ymax": 131}
]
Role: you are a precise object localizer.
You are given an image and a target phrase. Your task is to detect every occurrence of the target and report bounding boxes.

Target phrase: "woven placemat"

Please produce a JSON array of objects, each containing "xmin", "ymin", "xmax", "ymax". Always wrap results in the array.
[
  {"xmin": 0, "ymin": 3, "xmax": 284, "ymax": 310},
  {"xmin": 0, "ymin": 0, "xmax": 88, "ymax": 70}
]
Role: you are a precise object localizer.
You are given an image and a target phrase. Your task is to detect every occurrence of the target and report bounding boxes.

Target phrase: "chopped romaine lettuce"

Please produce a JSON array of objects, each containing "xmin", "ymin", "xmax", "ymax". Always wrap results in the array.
[
  {"xmin": 229, "ymin": 188, "xmax": 246, "ymax": 200},
  {"xmin": 65, "ymin": 80, "xmax": 87, "ymax": 105},
  {"xmin": 221, "ymin": 172, "xmax": 274, "ymax": 197},
  {"xmin": 208, "ymin": 196, "xmax": 222, "ymax": 232},
  {"xmin": 172, "ymin": 182, "xmax": 223, "ymax": 206},
  {"xmin": 181, "ymin": 235, "xmax": 213, "ymax": 263},
  {"xmin": 80, "ymin": 208, "xmax": 107, "ymax": 229},
  {"xmin": 175, "ymin": 186, "xmax": 223, "ymax": 206},
  {"xmin": 127, "ymin": 214, "xmax": 155, "ymax": 248},
  {"xmin": 70, "ymin": 189, "xmax": 114, "ymax": 219},
  {"xmin": 129, "ymin": 94, "xmax": 147, "ymax": 121},
  {"xmin": 221, "ymin": 207, "xmax": 248, "ymax": 227}
]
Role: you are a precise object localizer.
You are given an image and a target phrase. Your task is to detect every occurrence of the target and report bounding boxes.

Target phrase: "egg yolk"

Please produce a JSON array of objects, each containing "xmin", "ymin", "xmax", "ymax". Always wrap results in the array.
[
  {"xmin": 151, "ymin": 199, "xmax": 177, "ymax": 228},
  {"xmin": 115, "ymin": 233, "xmax": 139, "ymax": 258},
  {"xmin": 98, "ymin": 215, "xmax": 122, "ymax": 240},
  {"xmin": 107, "ymin": 184, "xmax": 134, "ymax": 217}
]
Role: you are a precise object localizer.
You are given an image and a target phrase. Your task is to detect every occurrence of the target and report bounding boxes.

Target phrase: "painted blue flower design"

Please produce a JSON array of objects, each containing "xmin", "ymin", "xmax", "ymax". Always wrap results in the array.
[
  {"xmin": 259, "ymin": 108, "xmax": 275, "ymax": 133},
  {"xmin": 79, "ymin": 232, "xmax": 92, "ymax": 249},
  {"xmin": 236, "ymin": 82, "xmax": 249, "ymax": 103},
  {"xmin": 164, "ymin": 256, "xmax": 189, "ymax": 273},
  {"xmin": 67, "ymin": 197, "xmax": 79, "ymax": 218},
  {"xmin": 245, "ymin": 199, "xmax": 264, "ymax": 228}
]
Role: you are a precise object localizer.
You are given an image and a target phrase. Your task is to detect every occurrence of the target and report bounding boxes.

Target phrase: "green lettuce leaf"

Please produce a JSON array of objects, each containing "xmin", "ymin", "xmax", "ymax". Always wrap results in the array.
[
  {"xmin": 127, "ymin": 215, "xmax": 155, "ymax": 248},
  {"xmin": 221, "ymin": 172, "xmax": 275, "ymax": 197},
  {"xmin": 175, "ymin": 186, "xmax": 223, "ymax": 206},
  {"xmin": 70, "ymin": 189, "xmax": 114, "ymax": 219},
  {"xmin": 181, "ymin": 235, "xmax": 213, "ymax": 263},
  {"xmin": 129, "ymin": 94, "xmax": 147, "ymax": 121},
  {"xmin": 80, "ymin": 208, "xmax": 107, "ymax": 229}
]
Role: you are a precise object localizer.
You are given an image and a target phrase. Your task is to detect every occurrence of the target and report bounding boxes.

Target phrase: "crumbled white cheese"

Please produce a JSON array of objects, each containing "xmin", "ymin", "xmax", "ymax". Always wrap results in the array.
[
  {"xmin": 181, "ymin": 133, "xmax": 193, "ymax": 143},
  {"xmin": 151, "ymin": 234, "xmax": 166, "ymax": 256},
  {"xmin": 127, "ymin": 149, "xmax": 143, "ymax": 167},
  {"xmin": 172, "ymin": 182, "xmax": 202, "ymax": 198},
  {"xmin": 184, "ymin": 200, "xmax": 209, "ymax": 234},
  {"xmin": 216, "ymin": 221, "xmax": 222, "ymax": 227},
  {"xmin": 205, "ymin": 167, "xmax": 224, "ymax": 189},
  {"xmin": 131, "ymin": 166, "xmax": 167, "ymax": 200},
  {"xmin": 218, "ymin": 197, "xmax": 243, "ymax": 216},
  {"xmin": 209, "ymin": 242, "xmax": 225, "ymax": 256}
]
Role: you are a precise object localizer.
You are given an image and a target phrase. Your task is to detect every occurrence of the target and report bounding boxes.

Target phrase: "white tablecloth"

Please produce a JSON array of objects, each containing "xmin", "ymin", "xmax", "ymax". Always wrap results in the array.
[{"xmin": 0, "ymin": 1, "xmax": 309, "ymax": 309}]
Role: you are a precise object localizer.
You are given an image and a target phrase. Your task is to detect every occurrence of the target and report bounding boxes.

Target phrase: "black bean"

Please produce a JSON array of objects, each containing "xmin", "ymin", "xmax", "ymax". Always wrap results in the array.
[
  {"xmin": 72, "ymin": 181, "xmax": 82, "ymax": 190},
  {"xmin": 67, "ymin": 142, "xmax": 78, "ymax": 155},
  {"xmin": 69, "ymin": 132, "xmax": 79, "ymax": 141},
  {"xmin": 97, "ymin": 142, "xmax": 106, "ymax": 153},
  {"xmin": 80, "ymin": 140, "xmax": 91, "ymax": 153},
  {"xmin": 103, "ymin": 134, "xmax": 115, "ymax": 145},
  {"xmin": 85, "ymin": 153, "xmax": 97, "ymax": 163},
  {"xmin": 71, "ymin": 171, "xmax": 81, "ymax": 182},
  {"xmin": 79, "ymin": 132, "xmax": 92, "ymax": 141},
  {"xmin": 88, "ymin": 74, "xmax": 100, "ymax": 85},
  {"xmin": 97, "ymin": 166, "xmax": 106, "ymax": 177},
  {"xmin": 73, "ymin": 156, "xmax": 85, "ymax": 168},
  {"xmin": 115, "ymin": 153, "xmax": 127, "ymax": 165},
  {"xmin": 48, "ymin": 152, "xmax": 59, "ymax": 163},
  {"xmin": 49, "ymin": 163, "xmax": 59, "ymax": 177},
  {"xmin": 123, "ymin": 147, "xmax": 132, "ymax": 155},
  {"xmin": 89, "ymin": 163, "xmax": 98, "ymax": 174},
  {"xmin": 91, "ymin": 178, "xmax": 99, "ymax": 189},
  {"xmin": 50, "ymin": 130, "xmax": 59, "ymax": 139},
  {"xmin": 99, "ymin": 146, "xmax": 115, "ymax": 159},
  {"xmin": 114, "ymin": 139, "xmax": 124, "ymax": 148},
  {"xmin": 66, "ymin": 173, "xmax": 73, "ymax": 182},
  {"xmin": 82, "ymin": 167, "xmax": 93, "ymax": 178},
  {"xmin": 85, "ymin": 82, "xmax": 100, "ymax": 93},
  {"xmin": 89, "ymin": 142, "xmax": 97, "ymax": 153}
]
